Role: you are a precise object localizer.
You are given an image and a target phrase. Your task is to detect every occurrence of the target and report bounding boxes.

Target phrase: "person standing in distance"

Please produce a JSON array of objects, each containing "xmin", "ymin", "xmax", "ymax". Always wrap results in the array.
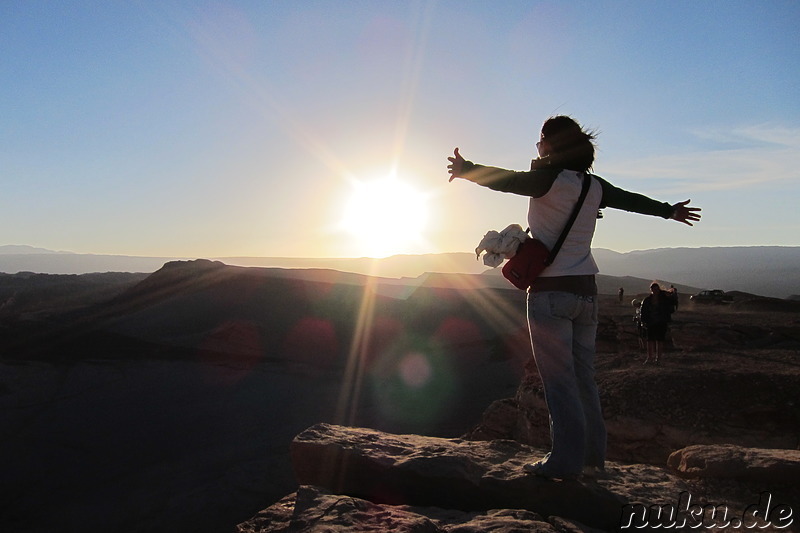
[
  {"xmin": 641, "ymin": 282, "xmax": 676, "ymax": 364},
  {"xmin": 447, "ymin": 115, "xmax": 701, "ymax": 480}
]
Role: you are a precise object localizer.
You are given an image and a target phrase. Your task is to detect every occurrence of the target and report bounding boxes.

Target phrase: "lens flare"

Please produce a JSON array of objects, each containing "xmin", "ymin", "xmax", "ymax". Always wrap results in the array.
[
  {"xmin": 398, "ymin": 351, "xmax": 432, "ymax": 388},
  {"xmin": 366, "ymin": 334, "xmax": 458, "ymax": 433}
]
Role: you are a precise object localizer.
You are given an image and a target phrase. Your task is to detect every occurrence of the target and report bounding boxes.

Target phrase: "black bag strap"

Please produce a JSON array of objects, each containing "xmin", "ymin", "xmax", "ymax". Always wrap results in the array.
[{"xmin": 544, "ymin": 173, "xmax": 592, "ymax": 266}]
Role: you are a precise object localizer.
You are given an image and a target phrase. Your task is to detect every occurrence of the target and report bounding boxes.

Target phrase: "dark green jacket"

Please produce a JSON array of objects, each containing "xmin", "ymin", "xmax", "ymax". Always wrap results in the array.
[{"xmin": 460, "ymin": 161, "xmax": 675, "ymax": 219}]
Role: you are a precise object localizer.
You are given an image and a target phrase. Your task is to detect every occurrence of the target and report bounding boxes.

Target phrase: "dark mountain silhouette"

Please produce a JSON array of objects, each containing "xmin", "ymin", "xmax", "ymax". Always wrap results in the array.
[{"xmin": 0, "ymin": 271, "xmax": 149, "ymax": 318}]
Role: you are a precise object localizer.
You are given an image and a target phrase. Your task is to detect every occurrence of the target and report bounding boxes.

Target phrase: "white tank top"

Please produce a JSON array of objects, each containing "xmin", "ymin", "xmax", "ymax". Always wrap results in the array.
[{"xmin": 527, "ymin": 170, "xmax": 603, "ymax": 277}]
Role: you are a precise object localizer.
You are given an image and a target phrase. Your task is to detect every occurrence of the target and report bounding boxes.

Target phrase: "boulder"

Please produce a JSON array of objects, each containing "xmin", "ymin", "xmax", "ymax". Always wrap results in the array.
[
  {"xmin": 667, "ymin": 444, "xmax": 800, "ymax": 483},
  {"xmin": 460, "ymin": 398, "xmax": 520, "ymax": 441},
  {"xmin": 289, "ymin": 423, "xmax": 624, "ymax": 530}
]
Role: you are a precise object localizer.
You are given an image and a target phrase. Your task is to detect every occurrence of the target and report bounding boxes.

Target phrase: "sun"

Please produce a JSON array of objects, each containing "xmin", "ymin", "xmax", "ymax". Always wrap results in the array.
[{"xmin": 340, "ymin": 175, "xmax": 429, "ymax": 257}]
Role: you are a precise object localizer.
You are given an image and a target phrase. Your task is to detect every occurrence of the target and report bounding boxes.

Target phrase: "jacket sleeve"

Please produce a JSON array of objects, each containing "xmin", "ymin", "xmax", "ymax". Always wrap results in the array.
[
  {"xmin": 595, "ymin": 175, "xmax": 675, "ymax": 219},
  {"xmin": 459, "ymin": 161, "xmax": 560, "ymax": 197}
]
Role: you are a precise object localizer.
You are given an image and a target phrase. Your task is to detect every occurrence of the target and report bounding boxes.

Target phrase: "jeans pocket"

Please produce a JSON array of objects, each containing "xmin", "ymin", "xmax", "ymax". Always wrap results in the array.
[{"xmin": 547, "ymin": 292, "xmax": 580, "ymax": 319}]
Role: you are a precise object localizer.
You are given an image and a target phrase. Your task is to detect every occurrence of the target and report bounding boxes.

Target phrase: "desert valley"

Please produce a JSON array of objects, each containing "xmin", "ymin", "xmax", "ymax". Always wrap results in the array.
[{"xmin": 1, "ymin": 258, "xmax": 799, "ymax": 532}]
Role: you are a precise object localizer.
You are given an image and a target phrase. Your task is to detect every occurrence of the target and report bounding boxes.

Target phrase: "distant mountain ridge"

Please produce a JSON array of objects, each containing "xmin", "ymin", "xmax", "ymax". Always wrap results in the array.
[
  {"xmin": 0, "ymin": 245, "xmax": 73, "ymax": 255},
  {"xmin": 592, "ymin": 246, "xmax": 800, "ymax": 298},
  {"xmin": 1, "ymin": 245, "xmax": 798, "ymax": 298}
]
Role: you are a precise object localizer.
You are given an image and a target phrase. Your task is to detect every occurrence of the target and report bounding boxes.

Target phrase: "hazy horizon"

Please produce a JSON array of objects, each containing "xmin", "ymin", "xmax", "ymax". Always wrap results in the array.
[
  {"xmin": 3, "ymin": 242, "xmax": 800, "ymax": 260},
  {"xmin": 3, "ymin": 244, "xmax": 800, "ymax": 298}
]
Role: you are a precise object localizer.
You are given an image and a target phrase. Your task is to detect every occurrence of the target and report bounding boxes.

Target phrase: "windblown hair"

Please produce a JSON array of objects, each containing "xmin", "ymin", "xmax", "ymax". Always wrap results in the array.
[{"xmin": 534, "ymin": 115, "xmax": 597, "ymax": 172}]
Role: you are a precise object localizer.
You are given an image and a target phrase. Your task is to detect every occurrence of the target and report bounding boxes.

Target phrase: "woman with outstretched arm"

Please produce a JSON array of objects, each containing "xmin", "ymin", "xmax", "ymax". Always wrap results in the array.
[{"xmin": 447, "ymin": 115, "xmax": 700, "ymax": 480}]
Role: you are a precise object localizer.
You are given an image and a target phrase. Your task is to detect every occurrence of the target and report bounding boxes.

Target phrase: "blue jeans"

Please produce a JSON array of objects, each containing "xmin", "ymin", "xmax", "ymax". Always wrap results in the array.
[{"xmin": 527, "ymin": 291, "xmax": 607, "ymax": 476}]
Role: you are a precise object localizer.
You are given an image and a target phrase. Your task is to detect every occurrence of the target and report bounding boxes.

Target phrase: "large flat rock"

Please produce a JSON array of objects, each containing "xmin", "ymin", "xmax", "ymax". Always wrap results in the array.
[{"xmin": 290, "ymin": 423, "xmax": 624, "ymax": 530}]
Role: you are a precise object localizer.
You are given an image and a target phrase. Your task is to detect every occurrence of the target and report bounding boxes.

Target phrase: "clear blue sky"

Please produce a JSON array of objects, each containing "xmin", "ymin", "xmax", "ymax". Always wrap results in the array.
[{"xmin": 2, "ymin": 1, "xmax": 799, "ymax": 258}]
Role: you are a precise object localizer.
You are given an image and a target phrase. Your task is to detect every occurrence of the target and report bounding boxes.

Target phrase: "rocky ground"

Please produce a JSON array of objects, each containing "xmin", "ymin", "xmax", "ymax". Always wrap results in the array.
[{"xmin": 237, "ymin": 296, "xmax": 800, "ymax": 532}]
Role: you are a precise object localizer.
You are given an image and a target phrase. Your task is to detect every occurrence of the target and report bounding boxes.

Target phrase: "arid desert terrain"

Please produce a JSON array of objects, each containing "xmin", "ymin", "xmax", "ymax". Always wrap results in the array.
[{"xmin": 1, "ymin": 261, "xmax": 798, "ymax": 531}]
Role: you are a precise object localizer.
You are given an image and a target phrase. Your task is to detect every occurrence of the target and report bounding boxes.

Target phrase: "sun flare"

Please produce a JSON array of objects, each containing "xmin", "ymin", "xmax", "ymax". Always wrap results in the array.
[{"xmin": 340, "ymin": 175, "xmax": 429, "ymax": 257}]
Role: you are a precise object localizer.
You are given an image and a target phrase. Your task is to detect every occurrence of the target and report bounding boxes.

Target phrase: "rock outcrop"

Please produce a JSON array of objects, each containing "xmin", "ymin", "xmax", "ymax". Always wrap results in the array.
[
  {"xmin": 667, "ymin": 444, "xmax": 800, "ymax": 483},
  {"xmin": 238, "ymin": 423, "xmax": 632, "ymax": 531},
  {"xmin": 238, "ymin": 424, "xmax": 800, "ymax": 532},
  {"xmin": 237, "ymin": 485, "xmax": 592, "ymax": 533},
  {"xmin": 288, "ymin": 423, "xmax": 622, "ymax": 530}
]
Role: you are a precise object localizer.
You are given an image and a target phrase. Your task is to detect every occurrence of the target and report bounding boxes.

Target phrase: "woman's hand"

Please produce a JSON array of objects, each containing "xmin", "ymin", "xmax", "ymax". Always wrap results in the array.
[
  {"xmin": 447, "ymin": 147, "xmax": 465, "ymax": 182},
  {"xmin": 671, "ymin": 199, "xmax": 702, "ymax": 226}
]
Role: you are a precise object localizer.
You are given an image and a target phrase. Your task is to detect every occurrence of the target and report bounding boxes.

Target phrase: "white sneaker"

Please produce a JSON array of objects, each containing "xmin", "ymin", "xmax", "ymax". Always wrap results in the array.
[{"xmin": 523, "ymin": 460, "xmax": 578, "ymax": 481}]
